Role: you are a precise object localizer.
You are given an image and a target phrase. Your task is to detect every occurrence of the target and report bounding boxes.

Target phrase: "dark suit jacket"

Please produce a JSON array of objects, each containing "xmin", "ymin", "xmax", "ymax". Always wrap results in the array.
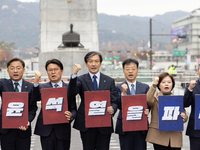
[
  {"xmin": 115, "ymin": 81, "xmax": 149, "ymax": 135},
  {"xmin": 68, "ymin": 73, "xmax": 118, "ymax": 134},
  {"xmin": 33, "ymin": 81, "xmax": 76, "ymax": 140},
  {"xmin": 0, "ymin": 78, "xmax": 37, "ymax": 137},
  {"xmin": 184, "ymin": 79, "xmax": 200, "ymax": 137}
]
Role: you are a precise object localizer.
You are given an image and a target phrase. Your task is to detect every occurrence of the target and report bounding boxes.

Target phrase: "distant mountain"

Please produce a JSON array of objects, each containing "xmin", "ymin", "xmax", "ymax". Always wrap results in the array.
[
  {"xmin": 98, "ymin": 11, "xmax": 190, "ymax": 46},
  {"xmin": 0, "ymin": 0, "xmax": 190, "ymax": 50},
  {"xmin": 0, "ymin": 0, "xmax": 39, "ymax": 49}
]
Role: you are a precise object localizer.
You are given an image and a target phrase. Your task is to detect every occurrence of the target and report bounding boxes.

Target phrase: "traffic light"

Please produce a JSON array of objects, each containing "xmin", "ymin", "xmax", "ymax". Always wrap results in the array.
[
  {"xmin": 109, "ymin": 57, "xmax": 112, "ymax": 60},
  {"xmin": 134, "ymin": 53, "xmax": 137, "ymax": 56},
  {"xmin": 146, "ymin": 53, "xmax": 149, "ymax": 56},
  {"xmin": 105, "ymin": 57, "xmax": 108, "ymax": 60}
]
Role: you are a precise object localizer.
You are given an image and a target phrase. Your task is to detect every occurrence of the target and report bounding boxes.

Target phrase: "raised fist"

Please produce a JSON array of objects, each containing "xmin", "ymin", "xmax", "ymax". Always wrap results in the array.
[
  {"xmin": 188, "ymin": 80, "xmax": 197, "ymax": 91},
  {"xmin": 35, "ymin": 71, "xmax": 42, "ymax": 84},
  {"xmin": 73, "ymin": 64, "xmax": 81, "ymax": 75},
  {"xmin": 121, "ymin": 83, "xmax": 128, "ymax": 95},
  {"xmin": 154, "ymin": 77, "xmax": 159, "ymax": 85}
]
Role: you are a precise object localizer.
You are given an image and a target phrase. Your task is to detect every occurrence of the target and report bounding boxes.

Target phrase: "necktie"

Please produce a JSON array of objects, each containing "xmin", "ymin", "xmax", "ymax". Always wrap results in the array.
[
  {"xmin": 54, "ymin": 84, "xmax": 59, "ymax": 88},
  {"xmin": 14, "ymin": 82, "xmax": 19, "ymax": 92},
  {"xmin": 131, "ymin": 84, "xmax": 135, "ymax": 95},
  {"xmin": 93, "ymin": 75, "xmax": 98, "ymax": 91}
]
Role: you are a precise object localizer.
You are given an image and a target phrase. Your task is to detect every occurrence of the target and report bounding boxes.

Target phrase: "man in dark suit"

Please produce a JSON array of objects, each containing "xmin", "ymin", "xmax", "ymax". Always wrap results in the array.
[
  {"xmin": 0, "ymin": 58, "xmax": 37, "ymax": 150},
  {"xmin": 184, "ymin": 64, "xmax": 200, "ymax": 150},
  {"xmin": 33, "ymin": 59, "xmax": 76, "ymax": 150},
  {"xmin": 68, "ymin": 51, "xmax": 118, "ymax": 150},
  {"xmin": 115, "ymin": 58, "xmax": 149, "ymax": 150}
]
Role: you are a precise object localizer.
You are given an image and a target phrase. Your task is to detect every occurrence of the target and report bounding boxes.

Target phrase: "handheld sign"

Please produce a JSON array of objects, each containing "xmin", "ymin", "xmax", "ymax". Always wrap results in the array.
[
  {"xmin": 122, "ymin": 94, "xmax": 148, "ymax": 131},
  {"xmin": 2, "ymin": 92, "xmax": 28, "ymax": 129},
  {"xmin": 158, "ymin": 95, "xmax": 183, "ymax": 131},
  {"xmin": 41, "ymin": 87, "xmax": 69, "ymax": 125},
  {"xmin": 195, "ymin": 95, "xmax": 200, "ymax": 130},
  {"xmin": 85, "ymin": 90, "xmax": 111, "ymax": 128}
]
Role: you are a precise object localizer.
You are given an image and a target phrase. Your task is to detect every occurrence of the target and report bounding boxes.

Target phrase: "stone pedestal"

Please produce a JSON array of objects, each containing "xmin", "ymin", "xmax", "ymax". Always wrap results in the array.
[
  {"xmin": 40, "ymin": 0, "xmax": 99, "ymax": 52},
  {"xmin": 39, "ymin": 48, "xmax": 89, "ymax": 76}
]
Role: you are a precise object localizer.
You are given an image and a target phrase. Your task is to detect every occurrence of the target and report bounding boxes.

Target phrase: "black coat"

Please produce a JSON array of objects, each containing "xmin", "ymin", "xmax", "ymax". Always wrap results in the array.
[
  {"xmin": 115, "ymin": 81, "xmax": 149, "ymax": 135},
  {"xmin": 33, "ymin": 81, "xmax": 76, "ymax": 140},
  {"xmin": 0, "ymin": 78, "xmax": 37, "ymax": 137},
  {"xmin": 184, "ymin": 79, "xmax": 200, "ymax": 137},
  {"xmin": 68, "ymin": 73, "xmax": 118, "ymax": 134}
]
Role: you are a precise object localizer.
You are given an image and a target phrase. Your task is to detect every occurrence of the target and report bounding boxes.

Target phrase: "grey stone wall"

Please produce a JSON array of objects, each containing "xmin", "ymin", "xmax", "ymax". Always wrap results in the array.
[
  {"xmin": 40, "ymin": 0, "xmax": 99, "ymax": 52},
  {"xmin": 39, "ymin": 48, "xmax": 89, "ymax": 76}
]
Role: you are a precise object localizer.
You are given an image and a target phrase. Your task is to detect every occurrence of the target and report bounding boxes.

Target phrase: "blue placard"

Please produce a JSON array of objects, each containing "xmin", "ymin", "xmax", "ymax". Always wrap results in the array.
[
  {"xmin": 195, "ymin": 95, "xmax": 200, "ymax": 130},
  {"xmin": 158, "ymin": 95, "xmax": 183, "ymax": 131}
]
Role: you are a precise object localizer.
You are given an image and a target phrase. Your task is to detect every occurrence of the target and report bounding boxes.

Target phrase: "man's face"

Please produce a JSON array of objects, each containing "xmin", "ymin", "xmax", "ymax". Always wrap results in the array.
[
  {"xmin": 85, "ymin": 55, "xmax": 101, "ymax": 75},
  {"xmin": 47, "ymin": 63, "xmax": 63, "ymax": 84},
  {"xmin": 7, "ymin": 61, "xmax": 25, "ymax": 82},
  {"xmin": 123, "ymin": 62, "xmax": 138, "ymax": 83}
]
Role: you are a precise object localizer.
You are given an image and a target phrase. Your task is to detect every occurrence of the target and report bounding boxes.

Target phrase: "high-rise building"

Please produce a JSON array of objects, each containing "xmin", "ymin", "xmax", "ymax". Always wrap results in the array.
[{"xmin": 171, "ymin": 8, "xmax": 200, "ymax": 62}]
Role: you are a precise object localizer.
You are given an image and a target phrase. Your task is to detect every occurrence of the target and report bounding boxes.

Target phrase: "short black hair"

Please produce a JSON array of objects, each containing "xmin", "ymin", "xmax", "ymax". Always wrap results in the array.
[
  {"xmin": 7, "ymin": 58, "xmax": 25, "ymax": 68},
  {"xmin": 157, "ymin": 72, "xmax": 175, "ymax": 91},
  {"xmin": 45, "ymin": 59, "xmax": 63, "ymax": 71},
  {"xmin": 84, "ymin": 51, "xmax": 103, "ymax": 63},
  {"xmin": 122, "ymin": 59, "xmax": 139, "ymax": 69}
]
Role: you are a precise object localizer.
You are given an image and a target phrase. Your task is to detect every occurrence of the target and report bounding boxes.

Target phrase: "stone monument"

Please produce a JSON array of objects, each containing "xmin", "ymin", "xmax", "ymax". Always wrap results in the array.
[{"xmin": 39, "ymin": 0, "xmax": 99, "ymax": 76}]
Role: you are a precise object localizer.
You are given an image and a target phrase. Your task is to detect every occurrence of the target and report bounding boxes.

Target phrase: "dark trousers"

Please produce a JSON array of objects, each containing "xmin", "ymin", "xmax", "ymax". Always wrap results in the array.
[
  {"xmin": 40, "ymin": 128, "xmax": 70, "ymax": 150},
  {"xmin": 80, "ymin": 128, "xmax": 111, "ymax": 150},
  {"xmin": 1, "ymin": 129, "xmax": 30, "ymax": 150},
  {"xmin": 153, "ymin": 143, "xmax": 181, "ymax": 150},
  {"xmin": 119, "ymin": 131, "xmax": 146, "ymax": 150},
  {"xmin": 189, "ymin": 136, "xmax": 200, "ymax": 150}
]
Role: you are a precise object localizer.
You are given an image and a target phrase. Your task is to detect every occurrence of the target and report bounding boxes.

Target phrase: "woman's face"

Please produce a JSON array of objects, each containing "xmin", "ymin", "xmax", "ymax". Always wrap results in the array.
[{"xmin": 159, "ymin": 76, "xmax": 173, "ymax": 94}]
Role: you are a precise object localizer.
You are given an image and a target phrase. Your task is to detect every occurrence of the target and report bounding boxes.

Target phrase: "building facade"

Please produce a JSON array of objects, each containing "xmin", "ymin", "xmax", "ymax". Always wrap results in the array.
[{"xmin": 171, "ymin": 8, "xmax": 200, "ymax": 64}]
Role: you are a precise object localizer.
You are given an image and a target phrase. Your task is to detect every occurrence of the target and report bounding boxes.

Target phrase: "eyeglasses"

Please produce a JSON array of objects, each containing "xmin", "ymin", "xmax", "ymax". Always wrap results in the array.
[
  {"xmin": 9, "ymin": 66, "xmax": 22, "ymax": 71},
  {"xmin": 47, "ymin": 68, "xmax": 60, "ymax": 73},
  {"xmin": 124, "ymin": 67, "xmax": 137, "ymax": 71}
]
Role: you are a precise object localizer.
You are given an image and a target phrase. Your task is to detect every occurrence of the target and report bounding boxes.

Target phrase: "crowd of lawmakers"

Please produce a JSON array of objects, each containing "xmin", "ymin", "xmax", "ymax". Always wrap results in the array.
[{"xmin": 0, "ymin": 51, "xmax": 199, "ymax": 150}]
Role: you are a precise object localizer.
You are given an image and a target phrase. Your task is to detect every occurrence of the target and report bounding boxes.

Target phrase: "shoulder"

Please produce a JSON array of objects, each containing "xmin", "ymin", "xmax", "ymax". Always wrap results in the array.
[
  {"xmin": 62, "ymin": 81, "xmax": 68, "ymax": 87},
  {"xmin": 116, "ymin": 82, "xmax": 126, "ymax": 92},
  {"xmin": 39, "ymin": 82, "xmax": 51, "ymax": 89},
  {"xmin": 137, "ymin": 81, "xmax": 149, "ymax": 88},
  {"xmin": 78, "ymin": 73, "xmax": 88, "ymax": 80},
  {"xmin": 116, "ymin": 82, "xmax": 125, "ymax": 88},
  {"xmin": 0, "ymin": 78, "xmax": 10, "ymax": 87},
  {"xmin": 100, "ymin": 73, "xmax": 114, "ymax": 81},
  {"xmin": 23, "ymin": 79, "xmax": 33, "ymax": 87},
  {"xmin": 0, "ymin": 78, "xmax": 9, "ymax": 82}
]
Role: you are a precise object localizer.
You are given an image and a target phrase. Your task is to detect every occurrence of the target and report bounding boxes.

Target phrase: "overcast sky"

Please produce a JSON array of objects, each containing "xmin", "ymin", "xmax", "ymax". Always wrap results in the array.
[{"xmin": 17, "ymin": 0, "xmax": 199, "ymax": 17}]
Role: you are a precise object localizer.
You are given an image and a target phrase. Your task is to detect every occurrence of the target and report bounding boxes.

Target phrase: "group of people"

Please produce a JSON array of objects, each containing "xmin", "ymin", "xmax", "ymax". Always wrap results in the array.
[{"xmin": 0, "ymin": 51, "xmax": 199, "ymax": 150}]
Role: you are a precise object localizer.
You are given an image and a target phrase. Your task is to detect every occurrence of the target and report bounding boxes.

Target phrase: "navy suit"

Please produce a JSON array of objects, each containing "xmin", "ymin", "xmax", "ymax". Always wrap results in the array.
[
  {"xmin": 0, "ymin": 78, "xmax": 37, "ymax": 150},
  {"xmin": 33, "ymin": 81, "xmax": 76, "ymax": 150},
  {"xmin": 115, "ymin": 81, "xmax": 149, "ymax": 150},
  {"xmin": 68, "ymin": 73, "xmax": 118, "ymax": 150},
  {"xmin": 184, "ymin": 80, "xmax": 200, "ymax": 150}
]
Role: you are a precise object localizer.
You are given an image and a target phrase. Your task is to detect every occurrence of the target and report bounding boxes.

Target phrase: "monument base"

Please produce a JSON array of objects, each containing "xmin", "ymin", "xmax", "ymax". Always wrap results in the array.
[{"xmin": 39, "ymin": 47, "xmax": 89, "ymax": 77}]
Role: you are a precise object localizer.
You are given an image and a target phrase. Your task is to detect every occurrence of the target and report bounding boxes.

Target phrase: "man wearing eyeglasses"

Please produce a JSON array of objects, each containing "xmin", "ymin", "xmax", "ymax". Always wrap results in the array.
[
  {"xmin": 33, "ymin": 59, "xmax": 76, "ymax": 150},
  {"xmin": 0, "ymin": 58, "xmax": 37, "ymax": 150},
  {"xmin": 115, "ymin": 58, "xmax": 150, "ymax": 150}
]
